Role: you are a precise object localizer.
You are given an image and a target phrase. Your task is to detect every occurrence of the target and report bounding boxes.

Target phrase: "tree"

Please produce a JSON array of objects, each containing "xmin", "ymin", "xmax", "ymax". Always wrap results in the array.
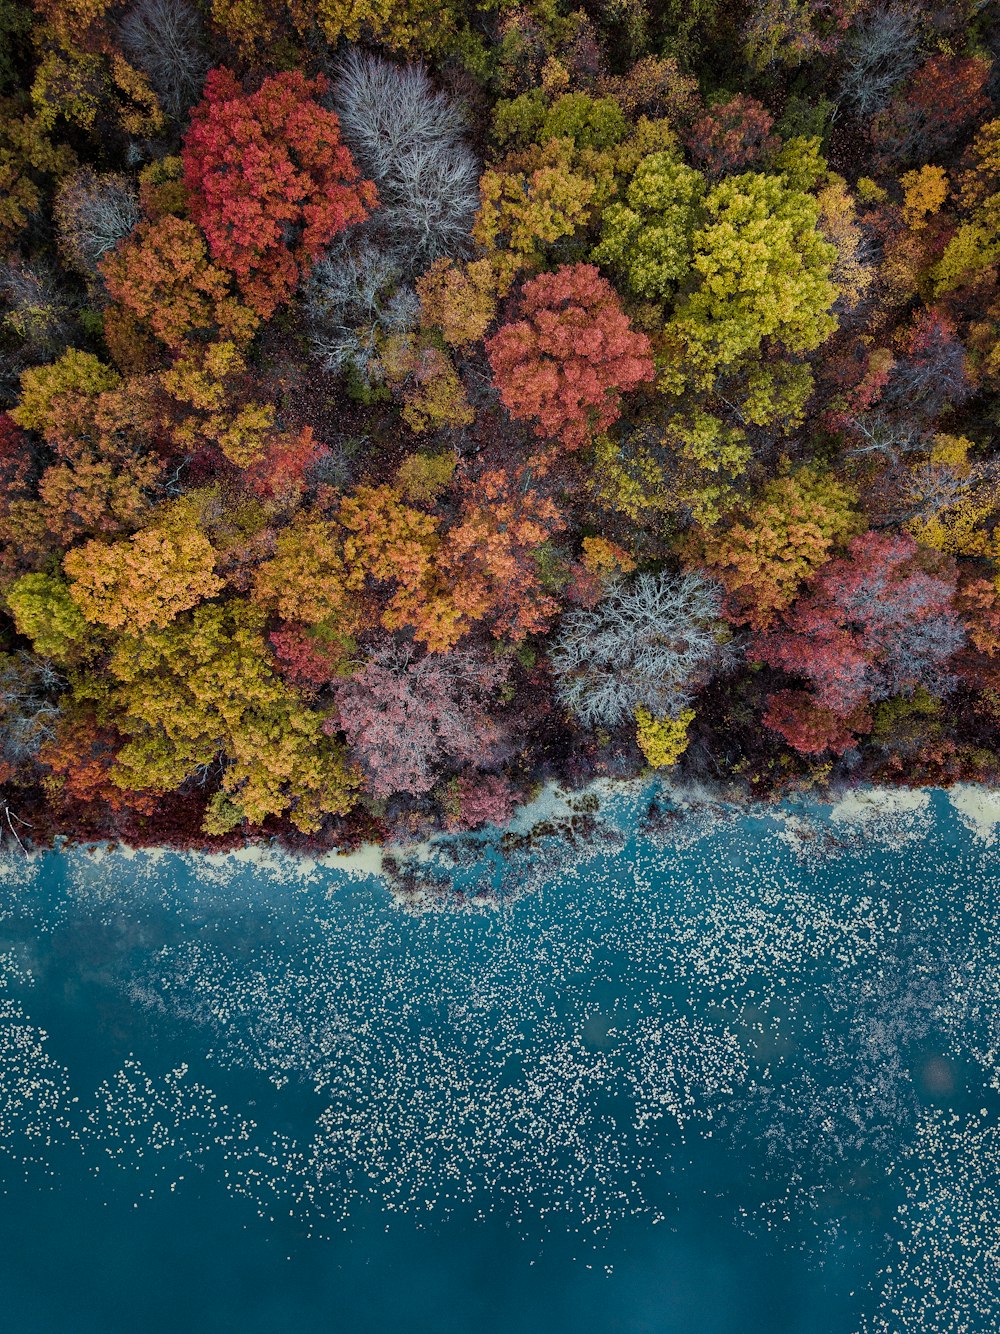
[
  {"xmin": 753, "ymin": 532, "xmax": 966, "ymax": 716},
  {"xmin": 38, "ymin": 709, "xmax": 160, "ymax": 815},
  {"xmin": 53, "ymin": 168, "xmax": 141, "ymax": 277},
  {"xmin": 885, "ymin": 307, "xmax": 970, "ymax": 422},
  {"xmin": 550, "ymin": 571, "xmax": 730, "ymax": 729},
  {"xmin": 331, "ymin": 51, "xmax": 478, "ymax": 270},
  {"xmin": 635, "ymin": 705, "xmax": 695, "ymax": 767},
  {"xmin": 25, "ymin": 451, "xmax": 162, "ymax": 549},
  {"xmin": 101, "ymin": 216, "xmax": 257, "ymax": 350},
  {"xmin": 415, "ymin": 258, "xmax": 496, "ymax": 348},
  {"xmin": 694, "ymin": 467, "xmax": 861, "ymax": 629},
  {"xmin": 183, "ymin": 68, "xmax": 376, "ymax": 317},
  {"xmin": 0, "ymin": 258, "xmax": 73, "ymax": 355},
  {"xmin": 268, "ymin": 622, "xmax": 353, "ymax": 689},
  {"xmin": 685, "ymin": 96, "xmax": 778, "ymax": 180},
  {"xmin": 29, "ymin": 44, "xmax": 164, "ymax": 140},
  {"xmin": 118, "ymin": 0, "xmax": 209, "ymax": 121},
  {"xmin": 762, "ymin": 689, "xmax": 869, "ymax": 755},
  {"xmin": 241, "ymin": 426, "xmax": 322, "ymax": 504},
  {"xmin": 591, "ymin": 152, "xmax": 705, "ymax": 300},
  {"xmin": 251, "ymin": 512, "xmax": 361, "ymax": 626},
  {"xmin": 872, "ymin": 55, "xmax": 991, "ymax": 165},
  {"xmin": 473, "ymin": 139, "xmax": 596, "ymax": 289},
  {"xmin": 85, "ymin": 600, "xmax": 358, "ymax": 832},
  {"xmin": 395, "ymin": 450, "xmax": 456, "ymax": 506},
  {"xmin": 0, "ymin": 100, "xmax": 76, "ymax": 253},
  {"xmin": 380, "ymin": 335, "xmax": 474, "ymax": 434},
  {"xmin": 816, "ymin": 172, "xmax": 875, "ymax": 312},
  {"xmin": 662, "ymin": 172, "xmax": 839, "ymax": 391},
  {"xmin": 63, "ymin": 501, "xmax": 223, "ymax": 634},
  {"xmin": 900, "ymin": 165, "xmax": 949, "ymax": 231},
  {"xmin": 304, "ymin": 238, "xmax": 418, "ymax": 390},
  {"xmin": 837, "ymin": 2, "xmax": 919, "ymax": 118},
  {"xmin": 744, "ymin": 0, "xmax": 858, "ymax": 71},
  {"xmin": 333, "ymin": 644, "xmax": 509, "ymax": 798},
  {"xmin": 487, "ymin": 263, "xmax": 655, "ymax": 454},
  {"xmin": 443, "ymin": 773, "xmax": 516, "ymax": 831},
  {"xmin": 5, "ymin": 572, "xmax": 95, "ymax": 664},
  {"xmin": 286, "ymin": 0, "xmax": 465, "ymax": 57},
  {"xmin": 11, "ymin": 348, "xmax": 120, "ymax": 437},
  {"xmin": 338, "ymin": 484, "xmax": 463, "ymax": 651},
  {"xmin": 157, "ymin": 339, "xmax": 275, "ymax": 467},
  {"xmin": 439, "ymin": 466, "xmax": 566, "ymax": 642},
  {"xmin": 0, "ymin": 652, "xmax": 63, "ymax": 768}
]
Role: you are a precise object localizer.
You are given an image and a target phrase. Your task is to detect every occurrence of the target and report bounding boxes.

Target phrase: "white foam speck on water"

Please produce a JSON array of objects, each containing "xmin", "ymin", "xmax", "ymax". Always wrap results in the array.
[{"xmin": 859, "ymin": 1112, "xmax": 1000, "ymax": 1334}]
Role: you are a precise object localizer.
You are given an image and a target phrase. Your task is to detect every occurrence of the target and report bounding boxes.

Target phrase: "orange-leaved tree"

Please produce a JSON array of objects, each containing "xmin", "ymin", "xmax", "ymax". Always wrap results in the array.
[{"xmin": 101, "ymin": 215, "xmax": 258, "ymax": 350}]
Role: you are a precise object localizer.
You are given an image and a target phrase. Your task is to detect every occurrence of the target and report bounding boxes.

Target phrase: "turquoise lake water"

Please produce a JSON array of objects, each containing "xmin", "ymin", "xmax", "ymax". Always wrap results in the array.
[{"xmin": 1, "ymin": 785, "xmax": 998, "ymax": 1332}]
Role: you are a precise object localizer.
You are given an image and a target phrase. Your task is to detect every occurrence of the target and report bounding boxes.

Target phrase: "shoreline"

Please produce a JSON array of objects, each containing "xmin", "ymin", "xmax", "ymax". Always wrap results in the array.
[{"xmin": 14, "ymin": 777, "xmax": 1000, "ymax": 893}]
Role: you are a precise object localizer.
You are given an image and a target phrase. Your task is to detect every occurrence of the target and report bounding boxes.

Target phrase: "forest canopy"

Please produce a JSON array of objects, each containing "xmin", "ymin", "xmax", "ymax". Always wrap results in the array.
[{"xmin": 2, "ymin": 0, "xmax": 1000, "ymax": 850}]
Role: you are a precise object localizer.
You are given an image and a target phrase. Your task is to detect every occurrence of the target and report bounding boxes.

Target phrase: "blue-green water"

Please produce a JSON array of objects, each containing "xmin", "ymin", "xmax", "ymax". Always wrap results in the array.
[{"xmin": 1, "ymin": 786, "xmax": 998, "ymax": 1332}]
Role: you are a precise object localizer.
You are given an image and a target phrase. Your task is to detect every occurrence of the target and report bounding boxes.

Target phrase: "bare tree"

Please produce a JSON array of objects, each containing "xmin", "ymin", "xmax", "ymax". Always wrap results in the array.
[
  {"xmin": 838, "ymin": 4, "xmax": 921, "ymax": 118},
  {"xmin": 550, "ymin": 571, "xmax": 733, "ymax": 730},
  {"xmin": 0, "ymin": 653, "xmax": 62, "ymax": 767},
  {"xmin": 53, "ymin": 168, "xmax": 141, "ymax": 277},
  {"xmin": 118, "ymin": 0, "xmax": 209, "ymax": 121},
  {"xmin": 0, "ymin": 259, "xmax": 74, "ymax": 354},
  {"xmin": 330, "ymin": 51, "xmax": 480, "ymax": 271},
  {"xmin": 305, "ymin": 238, "xmax": 418, "ymax": 386}
]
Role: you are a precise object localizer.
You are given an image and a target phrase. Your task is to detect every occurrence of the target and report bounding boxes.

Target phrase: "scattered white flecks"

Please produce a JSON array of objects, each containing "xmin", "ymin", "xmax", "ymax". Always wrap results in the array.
[
  {"xmin": 0, "ymin": 790, "xmax": 998, "ymax": 1325},
  {"xmin": 859, "ymin": 1111, "xmax": 1000, "ymax": 1334}
]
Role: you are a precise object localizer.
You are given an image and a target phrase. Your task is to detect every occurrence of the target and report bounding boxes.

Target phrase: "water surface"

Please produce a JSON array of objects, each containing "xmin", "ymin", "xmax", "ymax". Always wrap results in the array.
[{"xmin": 1, "ymin": 786, "xmax": 997, "ymax": 1331}]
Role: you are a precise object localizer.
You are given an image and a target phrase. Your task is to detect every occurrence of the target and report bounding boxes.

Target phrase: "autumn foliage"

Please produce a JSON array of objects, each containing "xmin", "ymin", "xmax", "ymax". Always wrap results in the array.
[
  {"xmin": 3, "ymin": 4, "xmax": 1000, "ymax": 845},
  {"xmin": 183, "ymin": 69, "xmax": 376, "ymax": 316},
  {"xmin": 487, "ymin": 263, "xmax": 655, "ymax": 455}
]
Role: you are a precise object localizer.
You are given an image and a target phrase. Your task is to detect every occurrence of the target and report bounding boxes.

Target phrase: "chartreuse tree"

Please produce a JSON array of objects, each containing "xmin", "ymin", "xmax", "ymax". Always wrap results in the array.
[
  {"xmin": 661, "ymin": 172, "xmax": 839, "ymax": 396},
  {"xmin": 592, "ymin": 151, "xmax": 705, "ymax": 302},
  {"xmin": 5, "ymin": 571, "xmax": 96, "ymax": 664},
  {"xmin": 75, "ymin": 600, "xmax": 358, "ymax": 834}
]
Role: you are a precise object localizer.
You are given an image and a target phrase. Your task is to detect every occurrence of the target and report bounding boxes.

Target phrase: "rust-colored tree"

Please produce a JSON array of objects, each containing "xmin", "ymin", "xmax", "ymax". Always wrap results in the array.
[
  {"xmin": 754, "ymin": 532, "xmax": 966, "ymax": 718},
  {"xmin": 486, "ymin": 263, "xmax": 655, "ymax": 457}
]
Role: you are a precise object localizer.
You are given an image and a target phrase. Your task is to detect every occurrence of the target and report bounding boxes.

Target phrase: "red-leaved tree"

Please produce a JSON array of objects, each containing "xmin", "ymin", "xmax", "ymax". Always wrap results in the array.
[
  {"xmin": 872, "ymin": 55, "xmax": 991, "ymax": 164},
  {"xmin": 331, "ymin": 645, "xmax": 510, "ymax": 798},
  {"xmin": 241, "ymin": 426, "xmax": 323, "ymax": 503},
  {"xmin": 183, "ymin": 68, "xmax": 377, "ymax": 317},
  {"xmin": 486, "ymin": 263, "xmax": 655, "ymax": 455},
  {"xmin": 754, "ymin": 531, "xmax": 965, "ymax": 718},
  {"xmin": 444, "ymin": 773, "xmax": 517, "ymax": 830},
  {"xmin": 762, "ymin": 689, "xmax": 871, "ymax": 756},
  {"xmin": 686, "ymin": 95, "xmax": 779, "ymax": 180}
]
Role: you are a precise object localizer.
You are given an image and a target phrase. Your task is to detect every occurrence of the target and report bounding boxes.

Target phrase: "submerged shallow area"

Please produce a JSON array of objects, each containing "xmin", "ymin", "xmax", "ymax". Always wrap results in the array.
[{"xmin": 1, "ymin": 784, "xmax": 998, "ymax": 1332}]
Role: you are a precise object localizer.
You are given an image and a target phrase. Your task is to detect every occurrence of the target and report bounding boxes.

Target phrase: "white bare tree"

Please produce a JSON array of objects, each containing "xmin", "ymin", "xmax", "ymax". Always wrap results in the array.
[
  {"xmin": 838, "ymin": 4, "xmax": 921, "ymax": 119},
  {"xmin": 550, "ymin": 571, "xmax": 733, "ymax": 730},
  {"xmin": 330, "ymin": 50, "xmax": 480, "ymax": 271},
  {"xmin": 304, "ymin": 238, "xmax": 419, "ymax": 385},
  {"xmin": 118, "ymin": 0, "xmax": 209, "ymax": 120},
  {"xmin": 54, "ymin": 168, "xmax": 141, "ymax": 277}
]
